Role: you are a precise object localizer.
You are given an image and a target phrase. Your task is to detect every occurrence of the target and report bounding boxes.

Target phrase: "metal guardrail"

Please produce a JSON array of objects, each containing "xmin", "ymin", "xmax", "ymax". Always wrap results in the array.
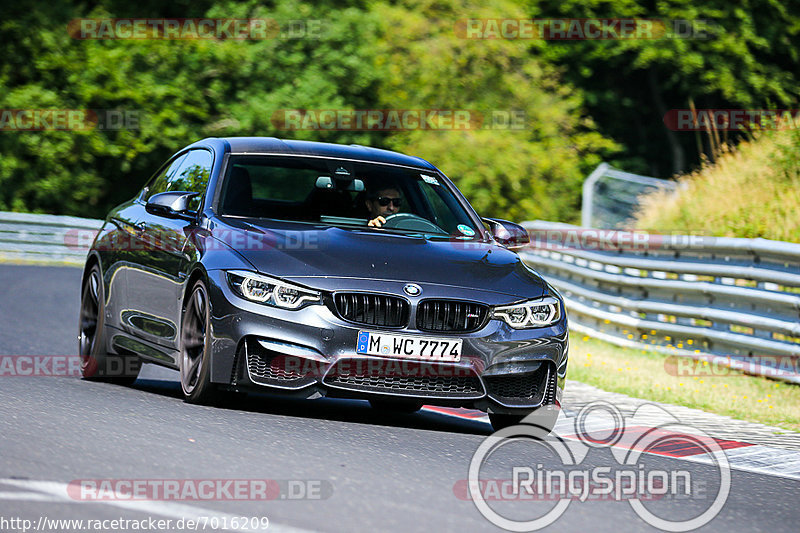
[
  {"xmin": 582, "ymin": 163, "xmax": 677, "ymax": 229},
  {"xmin": 0, "ymin": 211, "xmax": 102, "ymax": 265},
  {"xmin": 520, "ymin": 220, "xmax": 800, "ymax": 384}
]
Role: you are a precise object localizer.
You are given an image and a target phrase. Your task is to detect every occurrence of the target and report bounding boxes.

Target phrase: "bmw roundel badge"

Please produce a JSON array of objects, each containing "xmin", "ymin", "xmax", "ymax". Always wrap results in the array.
[{"xmin": 403, "ymin": 283, "xmax": 422, "ymax": 296}]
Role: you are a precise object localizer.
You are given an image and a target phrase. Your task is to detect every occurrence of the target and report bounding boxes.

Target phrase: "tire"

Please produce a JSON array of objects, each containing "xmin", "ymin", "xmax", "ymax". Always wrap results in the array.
[
  {"xmin": 369, "ymin": 399, "xmax": 423, "ymax": 413},
  {"xmin": 489, "ymin": 405, "xmax": 559, "ymax": 434},
  {"xmin": 79, "ymin": 264, "xmax": 141, "ymax": 385},
  {"xmin": 179, "ymin": 279, "xmax": 218, "ymax": 404}
]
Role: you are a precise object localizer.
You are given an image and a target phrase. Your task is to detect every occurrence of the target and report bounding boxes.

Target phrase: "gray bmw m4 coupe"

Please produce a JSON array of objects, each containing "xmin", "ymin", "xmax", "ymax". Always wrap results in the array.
[{"xmin": 79, "ymin": 137, "xmax": 568, "ymax": 431}]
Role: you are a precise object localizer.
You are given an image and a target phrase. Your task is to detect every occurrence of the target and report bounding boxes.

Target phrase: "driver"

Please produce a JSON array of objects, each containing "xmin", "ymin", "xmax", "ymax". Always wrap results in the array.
[{"xmin": 366, "ymin": 185, "xmax": 403, "ymax": 228}]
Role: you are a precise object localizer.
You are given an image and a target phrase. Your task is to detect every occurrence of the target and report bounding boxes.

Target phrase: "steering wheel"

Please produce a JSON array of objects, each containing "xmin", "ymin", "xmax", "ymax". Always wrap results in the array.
[{"xmin": 380, "ymin": 213, "xmax": 445, "ymax": 233}]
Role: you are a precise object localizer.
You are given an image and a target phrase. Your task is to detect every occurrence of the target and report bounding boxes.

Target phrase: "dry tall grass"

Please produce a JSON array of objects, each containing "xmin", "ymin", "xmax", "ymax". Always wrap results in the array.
[{"xmin": 634, "ymin": 130, "xmax": 800, "ymax": 242}]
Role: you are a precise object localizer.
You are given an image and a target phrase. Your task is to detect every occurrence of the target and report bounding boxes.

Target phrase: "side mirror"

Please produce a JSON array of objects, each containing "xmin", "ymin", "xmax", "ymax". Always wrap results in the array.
[
  {"xmin": 146, "ymin": 191, "xmax": 200, "ymax": 219},
  {"xmin": 482, "ymin": 218, "xmax": 530, "ymax": 250}
]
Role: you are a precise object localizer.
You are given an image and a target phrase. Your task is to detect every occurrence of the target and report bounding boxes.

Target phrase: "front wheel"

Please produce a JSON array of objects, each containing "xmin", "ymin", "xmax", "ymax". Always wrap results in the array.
[{"xmin": 180, "ymin": 279, "xmax": 217, "ymax": 404}]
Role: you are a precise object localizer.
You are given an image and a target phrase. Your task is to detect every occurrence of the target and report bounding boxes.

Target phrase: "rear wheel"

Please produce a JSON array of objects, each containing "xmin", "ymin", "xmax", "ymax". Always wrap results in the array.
[
  {"xmin": 180, "ymin": 279, "xmax": 217, "ymax": 404},
  {"xmin": 369, "ymin": 399, "xmax": 423, "ymax": 413},
  {"xmin": 78, "ymin": 264, "xmax": 140, "ymax": 385}
]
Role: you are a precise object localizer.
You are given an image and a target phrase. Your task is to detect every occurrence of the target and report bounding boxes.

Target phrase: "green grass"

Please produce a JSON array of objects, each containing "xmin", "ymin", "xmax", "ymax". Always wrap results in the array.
[{"xmin": 569, "ymin": 333, "xmax": 800, "ymax": 432}]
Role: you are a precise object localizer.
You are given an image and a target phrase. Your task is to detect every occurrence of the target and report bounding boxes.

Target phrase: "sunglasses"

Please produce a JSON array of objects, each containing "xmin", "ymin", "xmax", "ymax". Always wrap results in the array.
[{"xmin": 375, "ymin": 196, "xmax": 403, "ymax": 207}]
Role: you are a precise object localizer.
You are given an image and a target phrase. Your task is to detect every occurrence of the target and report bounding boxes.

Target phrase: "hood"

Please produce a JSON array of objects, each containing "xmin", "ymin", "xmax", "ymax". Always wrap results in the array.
[{"xmin": 210, "ymin": 217, "xmax": 546, "ymax": 300}]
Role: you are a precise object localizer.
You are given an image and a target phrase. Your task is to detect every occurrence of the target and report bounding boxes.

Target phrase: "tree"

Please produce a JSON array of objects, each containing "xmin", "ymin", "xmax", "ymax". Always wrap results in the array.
[
  {"xmin": 0, "ymin": 0, "xmax": 383, "ymax": 216},
  {"xmin": 372, "ymin": 0, "xmax": 618, "ymax": 222},
  {"xmin": 533, "ymin": 0, "xmax": 800, "ymax": 176}
]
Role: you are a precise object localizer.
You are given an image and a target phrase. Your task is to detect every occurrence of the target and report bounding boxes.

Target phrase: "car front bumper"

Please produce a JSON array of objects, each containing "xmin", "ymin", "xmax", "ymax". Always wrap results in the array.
[{"xmin": 206, "ymin": 270, "xmax": 568, "ymax": 415}]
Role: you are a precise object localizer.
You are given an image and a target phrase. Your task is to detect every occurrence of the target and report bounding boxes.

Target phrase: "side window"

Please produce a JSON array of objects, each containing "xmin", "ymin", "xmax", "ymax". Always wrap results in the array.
[
  {"xmin": 144, "ymin": 153, "xmax": 188, "ymax": 200},
  {"xmin": 169, "ymin": 150, "xmax": 213, "ymax": 212}
]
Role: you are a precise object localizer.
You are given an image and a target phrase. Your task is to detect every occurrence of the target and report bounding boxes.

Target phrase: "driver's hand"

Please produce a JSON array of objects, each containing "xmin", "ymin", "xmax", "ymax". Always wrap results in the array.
[{"xmin": 368, "ymin": 216, "xmax": 386, "ymax": 228}]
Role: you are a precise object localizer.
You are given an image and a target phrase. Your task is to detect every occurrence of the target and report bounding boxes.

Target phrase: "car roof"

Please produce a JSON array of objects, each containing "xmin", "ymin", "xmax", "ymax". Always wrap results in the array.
[{"xmin": 192, "ymin": 137, "xmax": 438, "ymax": 170}]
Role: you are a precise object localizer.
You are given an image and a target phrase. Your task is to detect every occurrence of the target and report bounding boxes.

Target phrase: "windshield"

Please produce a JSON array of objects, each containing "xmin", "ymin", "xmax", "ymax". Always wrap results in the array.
[{"xmin": 218, "ymin": 155, "xmax": 482, "ymax": 238}]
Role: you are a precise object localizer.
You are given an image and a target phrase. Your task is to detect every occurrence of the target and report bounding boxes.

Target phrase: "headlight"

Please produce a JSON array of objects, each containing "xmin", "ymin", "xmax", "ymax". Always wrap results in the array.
[
  {"xmin": 226, "ymin": 270, "xmax": 320, "ymax": 309},
  {"xmin": 492, "ymin": 296, "xmax": 562, "ymax": 329}
]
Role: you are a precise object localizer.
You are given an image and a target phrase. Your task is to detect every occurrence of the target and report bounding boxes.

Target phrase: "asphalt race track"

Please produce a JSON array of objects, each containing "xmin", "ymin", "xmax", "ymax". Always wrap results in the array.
[{"xmin": 0, "ymin": 264, "xmax": 798, "ymax": 532}]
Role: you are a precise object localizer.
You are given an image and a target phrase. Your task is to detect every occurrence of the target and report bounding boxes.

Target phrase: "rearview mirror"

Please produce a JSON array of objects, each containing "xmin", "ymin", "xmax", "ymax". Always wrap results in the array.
[
  {"xmin": 482, "ymin": 218, "xmax": 530, "ymax": 250},
  {"xmin": 146, "ymin": 191, "xmax": 200, "ymax": 219},
  {"xmin": 315, "ymin": 176, "xmax": 364, "ymax": 192}
]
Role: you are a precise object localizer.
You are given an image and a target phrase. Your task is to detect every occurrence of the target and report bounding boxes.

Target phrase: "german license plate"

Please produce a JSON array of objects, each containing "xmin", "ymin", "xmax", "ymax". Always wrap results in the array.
[{"xmin": 356, "ymin": 331, "xmax": 462, "ymax": 362}]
